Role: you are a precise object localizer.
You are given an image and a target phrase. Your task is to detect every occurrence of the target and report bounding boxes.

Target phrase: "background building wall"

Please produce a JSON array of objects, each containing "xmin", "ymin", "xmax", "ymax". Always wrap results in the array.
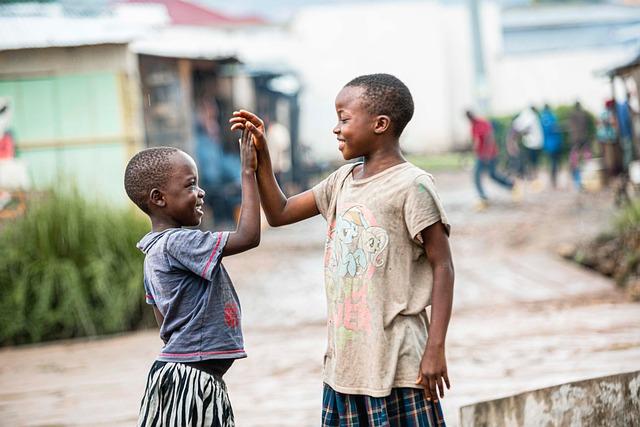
[
  {"xmin": 288, "ymin": 1, "xmax": 495, "ymax": 161},
  {"xmin": 0, "ymin": 44, "xmax": 143, "ymax": 204}
]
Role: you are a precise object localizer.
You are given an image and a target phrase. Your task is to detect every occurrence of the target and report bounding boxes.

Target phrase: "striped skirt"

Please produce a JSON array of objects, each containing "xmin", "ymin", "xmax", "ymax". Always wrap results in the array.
[
  {"xmin": 138, "ymin": 361, "xmax": 235, "ymax": 427},
  {"xmin": 322, "ymin": 383, "xmax": 446, "ymax": 427}
]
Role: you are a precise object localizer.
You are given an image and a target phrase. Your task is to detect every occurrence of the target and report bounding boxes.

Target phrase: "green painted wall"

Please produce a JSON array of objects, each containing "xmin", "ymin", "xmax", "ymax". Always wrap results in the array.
[{"xmin": 0, "ymin": 72, "xmax": 130, "ymax": 204}]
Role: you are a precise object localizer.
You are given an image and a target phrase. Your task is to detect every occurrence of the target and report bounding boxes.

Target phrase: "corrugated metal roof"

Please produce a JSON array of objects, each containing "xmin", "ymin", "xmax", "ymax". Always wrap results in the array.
[
  {"xmin": 0, "ymin": 16, "xmax": 149, "ymax": 51},
  {"xmin": 130, "ymin": 26, "xmax": 293, "ymax": 65},
  {"xmin": 121, "ymin": 0, "xmax": 266, "ymax": 26},
  {"xmin": 0, "ymin": 3, "xmax": 159, "ymax": 51}
]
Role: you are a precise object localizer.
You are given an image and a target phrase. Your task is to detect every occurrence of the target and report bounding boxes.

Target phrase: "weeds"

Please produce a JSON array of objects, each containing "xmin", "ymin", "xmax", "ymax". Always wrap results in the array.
[{"xmin": 0, "ymin": 189, "xmax": 154, "ymax": 345}]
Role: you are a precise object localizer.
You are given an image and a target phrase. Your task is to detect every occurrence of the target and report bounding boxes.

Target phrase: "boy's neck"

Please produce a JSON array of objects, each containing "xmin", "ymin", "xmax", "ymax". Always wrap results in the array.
[
  {"xmin": 150, "ymin": 215, "xmax": 181, "ymax": 233},
  {"xmin": 357, "ymin": 140, "xmax": 406, "ymax": 179}
]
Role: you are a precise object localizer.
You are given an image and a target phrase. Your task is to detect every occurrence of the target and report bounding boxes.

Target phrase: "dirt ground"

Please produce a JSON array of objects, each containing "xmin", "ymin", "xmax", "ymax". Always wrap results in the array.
[{"xmin": 1, "ymin": 169, "xmax": 638, "ymax": 426}]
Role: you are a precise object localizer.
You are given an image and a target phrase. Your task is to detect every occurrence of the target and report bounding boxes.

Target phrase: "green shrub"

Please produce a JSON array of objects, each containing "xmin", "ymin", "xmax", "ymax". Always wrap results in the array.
[
  {"xmin": 615, "ymin": 199, "xmax": 640, "ymax": 234},
  {"xmin": 0, "ymin": 189, "xmax": 155, "ymax": 345}
]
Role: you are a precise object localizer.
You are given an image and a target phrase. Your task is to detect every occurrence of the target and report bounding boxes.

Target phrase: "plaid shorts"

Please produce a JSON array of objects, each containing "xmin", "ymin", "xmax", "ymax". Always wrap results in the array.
[{"xmin": 322, "ymin": 383, "xmax": 446, "ymax": 427}]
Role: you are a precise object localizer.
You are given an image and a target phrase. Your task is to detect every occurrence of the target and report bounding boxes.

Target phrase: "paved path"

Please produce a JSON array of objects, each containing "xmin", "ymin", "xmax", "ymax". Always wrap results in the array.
[{"xmin": 1, "ymin": 170, "xmax": 638, "ymax": 426}]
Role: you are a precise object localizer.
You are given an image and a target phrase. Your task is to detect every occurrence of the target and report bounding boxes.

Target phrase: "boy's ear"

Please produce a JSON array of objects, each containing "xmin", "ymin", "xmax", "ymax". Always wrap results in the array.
[
  {"xmin": 373, "ymin": 115, "xmax": 391, "ymax": 134},
  {"xmin": 149, "ymin": 188, "xmax": 166, "ymax": 208}
]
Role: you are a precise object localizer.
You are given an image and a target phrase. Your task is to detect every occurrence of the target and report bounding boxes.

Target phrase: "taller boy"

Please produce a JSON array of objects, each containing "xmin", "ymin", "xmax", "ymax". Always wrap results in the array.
[{"xmin": 231, "ymin": 74, "xmax": 453, "ymax": 426}]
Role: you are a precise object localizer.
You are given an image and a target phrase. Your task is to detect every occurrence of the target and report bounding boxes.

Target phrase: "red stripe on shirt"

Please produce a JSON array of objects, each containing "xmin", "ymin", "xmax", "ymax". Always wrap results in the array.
[
  {"xmin": 201, "ymin": 234, "xmax": 223, "ymax": 278},
  {"xmin": 159, "ymin": 348, "xmax": 245, "ymax": 358}
]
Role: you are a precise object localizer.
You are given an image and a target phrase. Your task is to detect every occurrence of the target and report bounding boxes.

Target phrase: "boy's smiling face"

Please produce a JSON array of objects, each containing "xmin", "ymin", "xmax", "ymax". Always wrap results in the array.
[
  {"xmin": 333, "ymin": 86, "xmax": 377, "ymax": 160},
  {"xmin": 154, "ymin": 151, "xmax": 205, "ymax": 227}
]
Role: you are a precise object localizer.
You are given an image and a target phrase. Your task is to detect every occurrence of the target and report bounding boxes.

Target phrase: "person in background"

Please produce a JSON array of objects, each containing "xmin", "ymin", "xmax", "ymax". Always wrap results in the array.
[
  {"xmin": 616, "ymin": 92, "xmax": 636, "ymax": 169},
  {"xmin": 567, "ymin": 101, "xmax": 592, "ymax": 190},
  {"xmin": 512, "ymin": 105, "xmax": 544, "ymax": 188},
  {"xmin": 540, "ymin": 104, "xmax": 563, "ymax": 189},
  {"xmin": 195, "ymin": 98, "xmax": 241, "ymax": 225},
  {"xmin": 466, "ymin": 110, "xmax": 517, "ymax": 210},
  {"xmin": 0, "ymin": 98, "xmax": 15, "ymax": 210},
  {"xmin": 597, "ymin": 105, "xmax": 620, "ymax": 186}
]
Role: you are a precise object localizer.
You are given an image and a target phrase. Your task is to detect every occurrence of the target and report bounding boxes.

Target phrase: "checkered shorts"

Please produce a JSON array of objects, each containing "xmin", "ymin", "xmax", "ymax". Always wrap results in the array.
[{"xmin": 322, "ymin": 383, "xmax": 446, "ymax": 427}]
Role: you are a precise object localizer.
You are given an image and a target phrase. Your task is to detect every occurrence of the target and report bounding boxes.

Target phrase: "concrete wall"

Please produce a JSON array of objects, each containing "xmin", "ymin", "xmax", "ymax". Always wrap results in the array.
[{"xmin": 459, "ymin": 370, "xmax": 640, "ymax": 427}]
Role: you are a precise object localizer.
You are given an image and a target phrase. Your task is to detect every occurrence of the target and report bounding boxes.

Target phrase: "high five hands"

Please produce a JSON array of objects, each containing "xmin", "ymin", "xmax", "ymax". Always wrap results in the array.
[{"xmin": 230, "ymin": 110, "xmax": 268, "ymax": 152}]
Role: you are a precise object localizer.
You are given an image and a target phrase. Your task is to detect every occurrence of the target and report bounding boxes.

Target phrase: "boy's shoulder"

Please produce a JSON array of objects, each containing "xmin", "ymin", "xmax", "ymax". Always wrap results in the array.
[
  {"xmin": 393, "ymin": 162, "xmax": 436, "ymax": 189},
  {"xmin": 138, "ymin": 227, "xmax": 209, "ymax": 254}
]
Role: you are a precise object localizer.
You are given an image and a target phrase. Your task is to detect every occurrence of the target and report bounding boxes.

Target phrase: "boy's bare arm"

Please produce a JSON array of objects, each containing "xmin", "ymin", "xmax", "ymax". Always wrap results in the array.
[
  {"xmin": 416, "ymin": 221, "xmax": 454, "ymax": 401},
  {"xmin": 223, "ymin": 128, "xmax": 261, "ymax": 256},
  {"xmin": 152, "ymin": 306, "xmax": 164, "ymax": 328},
  {"xmin": 229, "ymin": 110, "xmax": 319, "ymax": 226}
]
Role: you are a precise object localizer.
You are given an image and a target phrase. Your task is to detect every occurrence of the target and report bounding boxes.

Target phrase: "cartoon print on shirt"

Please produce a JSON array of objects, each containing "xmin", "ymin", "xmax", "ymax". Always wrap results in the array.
[{"xmin": 325, "ymin": 204, "xmax": 389, "ymax": 348}]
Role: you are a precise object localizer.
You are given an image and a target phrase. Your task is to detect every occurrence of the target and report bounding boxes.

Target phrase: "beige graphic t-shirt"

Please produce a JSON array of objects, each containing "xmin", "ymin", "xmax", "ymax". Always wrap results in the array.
[{"xmin": 312, "ymin": 162, "xmax": 450, "ymax": 397}]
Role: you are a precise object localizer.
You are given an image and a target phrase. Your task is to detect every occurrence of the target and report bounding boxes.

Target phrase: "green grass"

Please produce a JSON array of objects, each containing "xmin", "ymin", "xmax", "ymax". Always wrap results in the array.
[
  {"xmin": 0, "ymin": 189, "xmax": 155, "ymax": 345},
  {"xmin": 406, "ymin": 152, "xmax": 473, "ymax": 172}
]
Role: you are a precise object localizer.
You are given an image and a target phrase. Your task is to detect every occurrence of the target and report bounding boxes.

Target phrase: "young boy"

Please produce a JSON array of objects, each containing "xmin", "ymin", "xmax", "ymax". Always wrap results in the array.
[
  {"xmin": 230, "ymin": 74, "xmax": 453, "ymax": 426},
  {"xmin": 124, "ymin": 131, "xmax": 260, "ymax": 427}
]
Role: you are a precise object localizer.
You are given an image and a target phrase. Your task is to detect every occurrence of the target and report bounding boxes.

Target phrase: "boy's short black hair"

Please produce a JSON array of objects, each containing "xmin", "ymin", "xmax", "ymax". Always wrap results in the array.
[
  {"xmin": 124, "ymin": 147, "xmax": 179, "ymax": 213},
  {"xmin": 345, "ymin": 73, "xmax": 414, "ymax": 137}
]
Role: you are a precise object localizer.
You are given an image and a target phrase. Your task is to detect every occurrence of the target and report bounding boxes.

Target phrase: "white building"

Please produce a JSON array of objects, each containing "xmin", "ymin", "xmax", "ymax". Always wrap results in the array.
[{"xmin": 284, "ymin": 1, "xmax": 640, "ymax": 161}]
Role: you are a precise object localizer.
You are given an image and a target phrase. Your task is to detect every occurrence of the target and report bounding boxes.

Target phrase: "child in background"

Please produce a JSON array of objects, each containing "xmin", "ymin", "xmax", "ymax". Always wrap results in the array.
[
  {"xmin": 124, "ymin": 132, "xmax": 260, "ymax": 426},
  {"xmin": 231, "ymin": 73, "xmax": 453, "ymax": 426}
]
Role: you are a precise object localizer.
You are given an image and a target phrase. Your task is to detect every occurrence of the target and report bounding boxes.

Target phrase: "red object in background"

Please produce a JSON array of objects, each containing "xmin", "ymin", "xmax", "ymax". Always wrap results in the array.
[
  {"xmin": 0, "ymin": 131, "xmax": 14, "ymax": 159},
  {"xmin": 471, "ymin": 118, "xmax": 498, "ymax": 160},
  {"xmin": 121, "ymin": 0, "xmax": 266, "ymax": 26}
]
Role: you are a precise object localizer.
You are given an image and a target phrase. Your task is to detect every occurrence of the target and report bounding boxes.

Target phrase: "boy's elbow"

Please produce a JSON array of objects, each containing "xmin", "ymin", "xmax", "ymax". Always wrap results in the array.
[
  {"xmin": 265, "ymin": 214, "xmax": 284, "ymax": 227},
  {"xmin": 249, "ymin": 233, "xmax": 261, "ymax": 248}
]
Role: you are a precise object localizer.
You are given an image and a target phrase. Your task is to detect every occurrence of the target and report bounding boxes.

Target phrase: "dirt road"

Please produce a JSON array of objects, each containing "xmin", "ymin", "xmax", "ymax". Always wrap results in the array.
[{"xmin": 1, "ymin": 170, "xmax": 638, "ymax": 426}]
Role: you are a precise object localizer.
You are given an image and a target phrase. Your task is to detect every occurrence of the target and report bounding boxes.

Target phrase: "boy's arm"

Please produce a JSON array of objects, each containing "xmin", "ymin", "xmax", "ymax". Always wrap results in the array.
[
  {"xmin": 152, "ymin": 306, "xmax": 167, "ymax": 345},
  {"xmin": 223, "ymin": 128, "xmax": 261, "ymax": 256},
  {"xmin": 152, "ymin": 306, "xmax": 164, "ymax": 328},
  {"xmin": 230, "ymin": 110, "xmax": 319, "ymax": 226},
  {"xmin": 416, "ymin": 221, "xmax": 454, "ymax": 401}
]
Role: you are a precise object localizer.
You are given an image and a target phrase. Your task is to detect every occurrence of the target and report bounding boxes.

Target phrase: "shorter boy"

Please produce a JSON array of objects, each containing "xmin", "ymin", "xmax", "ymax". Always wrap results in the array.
[
  {"xmin": 124, "ymin": 134, "xmax": 260, "ymax": 427},
  {"xmin": 231, "ymin": 73, "xmax": 453, "ymax": 426}
]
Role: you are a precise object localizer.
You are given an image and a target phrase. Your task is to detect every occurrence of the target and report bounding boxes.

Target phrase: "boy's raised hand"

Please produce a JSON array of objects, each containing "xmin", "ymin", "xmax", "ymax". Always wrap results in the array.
[
  {"xmin": 239, "ymin": 126, "xmax": 257, "ymax": 172},
  {"xmin": 229, "ymin": 110, "xmax": 267, "ymax": 151}
]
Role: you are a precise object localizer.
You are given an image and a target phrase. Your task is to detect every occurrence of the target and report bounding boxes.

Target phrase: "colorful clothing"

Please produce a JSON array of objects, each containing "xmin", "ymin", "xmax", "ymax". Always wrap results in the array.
[
  {"xmin": 312, "ymin": 162, "xmax": 450, "ymax": 398},
  {"xmin": 138, "ymin": 361, "xmax": 235, "ymax": 427},
  {"xmin": 513, "ymin": 107, "xmax": 544, "ymax": 150},
  {"xmin": 322, "ymin": 383, "xmax": 446, "ymax": 427},
  {"xmin": 470, "ymin": 118, "xmax": 498, "ymax": 160},
  {"xmin": 0, "ymin": 131, "xmax": 14, "ymax": 159},
  {"xmin": 137, "ymin": 228, "xmax": 246, "ymax": 362},
  {"xmin": 540, "ymin": 108, "xmax": 562, "ymax": 154}
]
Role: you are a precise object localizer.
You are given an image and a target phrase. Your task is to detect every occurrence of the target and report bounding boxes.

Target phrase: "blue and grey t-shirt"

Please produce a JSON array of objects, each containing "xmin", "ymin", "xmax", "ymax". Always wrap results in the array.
[{"xmin": 137, "ymin": 228, "xmax": 246, "ymax": 362}]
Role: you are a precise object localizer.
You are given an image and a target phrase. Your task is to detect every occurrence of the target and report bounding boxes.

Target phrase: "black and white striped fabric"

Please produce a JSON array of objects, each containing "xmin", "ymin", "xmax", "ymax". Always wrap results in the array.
[{"xmin": 138, "ymin": 361, "xmax": 235, "ymax": 427}]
